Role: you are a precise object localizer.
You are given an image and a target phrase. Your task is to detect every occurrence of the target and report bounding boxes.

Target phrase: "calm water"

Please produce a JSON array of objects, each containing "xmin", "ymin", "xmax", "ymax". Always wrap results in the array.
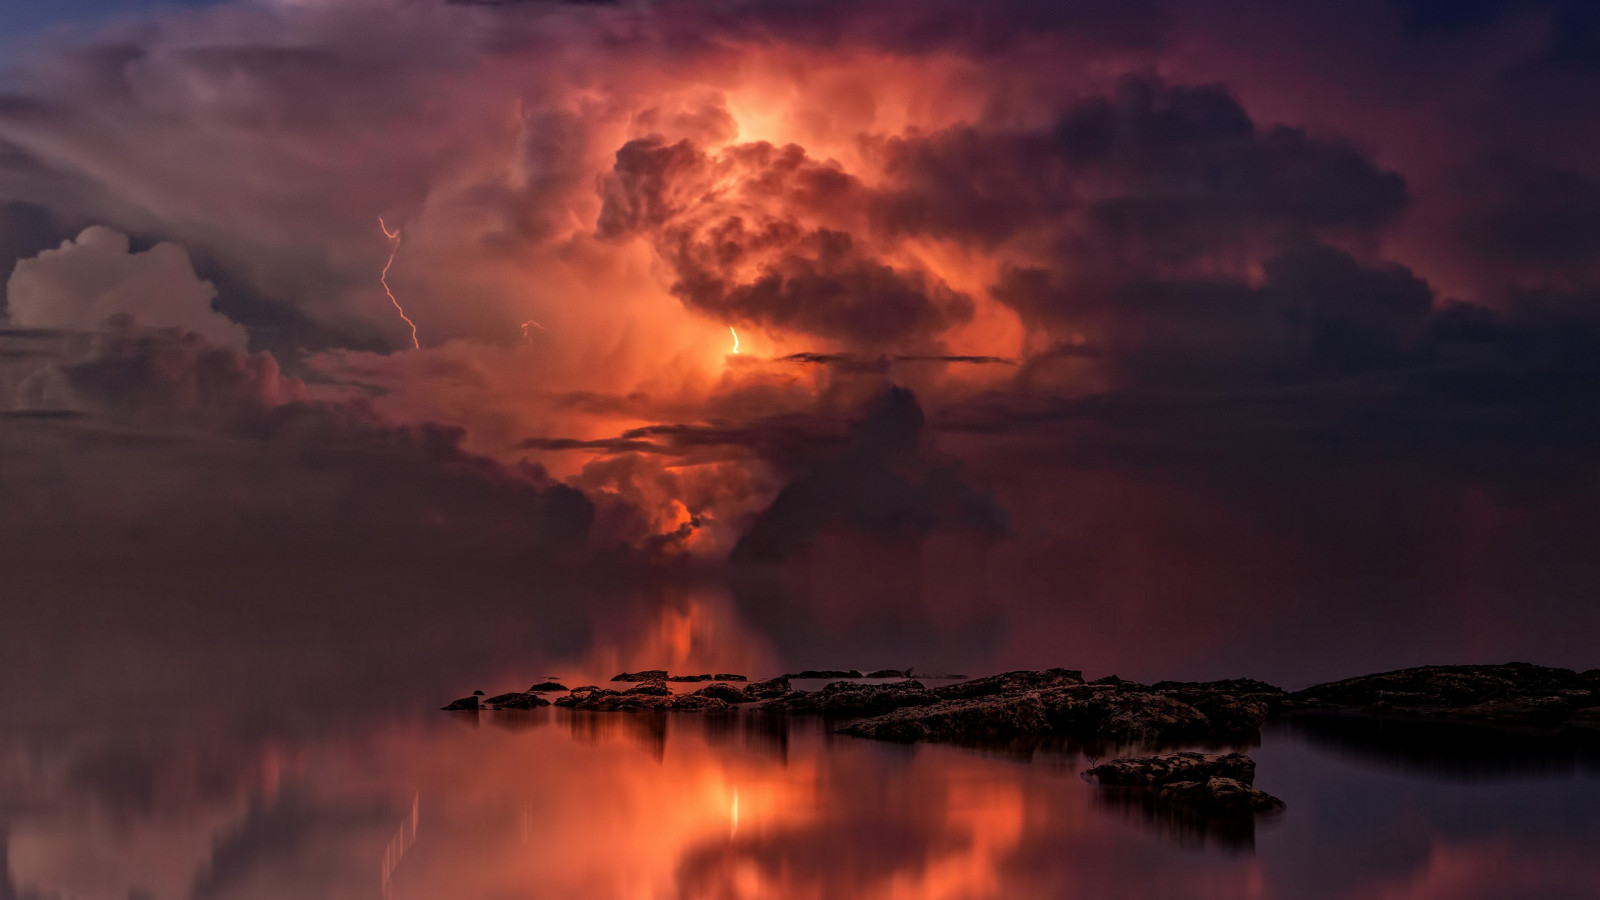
[{"xmin": 3, "ymin": 571, "xmax": 1598, "ymax": 899}]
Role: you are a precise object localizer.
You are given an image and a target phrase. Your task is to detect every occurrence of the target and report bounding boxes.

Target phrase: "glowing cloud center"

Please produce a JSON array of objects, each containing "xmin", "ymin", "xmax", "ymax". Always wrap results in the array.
[
  {"xmin": 379, "ymin": 217, "xmax": 420, "ymax": 350},
  {"xmin": 729, "ymin": 326, "xmax": 740, "ymax": 354}
]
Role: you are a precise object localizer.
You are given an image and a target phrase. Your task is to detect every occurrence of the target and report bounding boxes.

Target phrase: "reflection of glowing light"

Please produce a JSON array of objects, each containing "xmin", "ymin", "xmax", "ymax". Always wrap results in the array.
[
  {"xmin": 379, "ymin": 217, "xmax": 420, "ymax": 350},
  {"xmin": 729, "ymin": 326, "xmax": 740, "ymax": 354},
  {"xmin": 381, "ymin": 791, "xmax": 420, "ymax": 899},
  {"xmin": 731, "ymin": 789, "xmax": 739, "ymax": 838}
]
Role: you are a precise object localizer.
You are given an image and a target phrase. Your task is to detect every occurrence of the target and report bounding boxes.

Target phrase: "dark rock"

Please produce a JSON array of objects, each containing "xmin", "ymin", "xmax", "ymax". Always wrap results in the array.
[
  {"xmin": 785, "ymin": 670, "xmax": 865, "ymax": 679},
  {"xmin": 557, "ymin": 685, "xmax": 730, "ymax": 712},
  {"xmin": 760, "ymin": 680, "xmax": 936, "ymax": 716},
  {"xmin": 1152, "ymin": 678, "xmax": 1285, "ymax": 695},
  {"xmin": 1083, "ymin": 752, "xmax": 1256, "ymax": 787},
  {"xmin": 866, "ymin": 669, "xmax": 911, "ymax": 679},
  {"xmin": 611, "ymin": 670, "xmax": 668, "ymax": 682},
  {"xmin": 472, "ymin": 690, "xmax": 485, "ymax": 696},
  {"xmin": 625, "ymin": 681, "xmax": 671, "ymax": 696},
  {"xmin": 567, "ymin": 685, "xmax": 600, "ymax": 693},
  {"xmin": 696, "ymin": 683, "xmax": 750, "ymax": 703},
  {"xmin": 1042, "ymin": 687, "xmax": 1212, "ymax": 744},
  {"xmin": 442, "ymin": 696, "xmax": 480, "ymax": 711},
  {"xmin": 744, "ymin": 676, "xmax": 792, "ymax": 699},
  {"xmin": 933, "ymin": 668, "xmax": 1083, "ymax": 700},
  {"xmin": 713, "ymin": 674, "xmax": 748, "ymax": 681},
  {"xmin": 528, "ymin": 681, "xmax": 569, "ymax": 692},
  {"xmin": 667, "ymin": 674, "xmax": 714, "ymax": 682},
  {"xmin": 1157, "ymin": 777, "xmax": 1285, "ymax": 815},
  {"xmin": 839, "ymin": 694, "xmax": 1048, "ymax": 742},
  {"xmin": 908, "ymin": 669, "xmax": 968, "ymax": 679},
  {"xmin": 1289, "ymin": 663, "xmax": 1599, "ymax": 731},
  {"xmin": 485, "ymin": 691, "xmax": 550, "ymax": 710}
]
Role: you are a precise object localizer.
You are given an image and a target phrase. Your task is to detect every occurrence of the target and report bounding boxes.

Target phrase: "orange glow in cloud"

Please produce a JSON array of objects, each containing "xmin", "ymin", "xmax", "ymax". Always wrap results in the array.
[
  {"xmin": 729, "ymin": 326, "xmax": 740, "ymax": 354},
  {"xmin": 379, "ymin": 217, "xmax": 420, "ymax": 350}
]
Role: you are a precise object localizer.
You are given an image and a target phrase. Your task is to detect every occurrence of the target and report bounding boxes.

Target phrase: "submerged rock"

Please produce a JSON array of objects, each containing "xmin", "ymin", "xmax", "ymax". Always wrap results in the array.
[
  {"xmin": 528, "ymin": 681, "xmax": 569, "ymax": 692},
  {"xmin": 1083, "ymin": 752, "xmax": 1256, "ymax": 786},
  {"xmin": 485, "ymin": 691, "xmax": 550, "ymax": 710},
  {"xmin": 611, "ymin": 670, "xmax": 668, "ymax": 682},
  {"xmin": 442, "ymin": 696, "xmax": 480, "ymax": 711}
]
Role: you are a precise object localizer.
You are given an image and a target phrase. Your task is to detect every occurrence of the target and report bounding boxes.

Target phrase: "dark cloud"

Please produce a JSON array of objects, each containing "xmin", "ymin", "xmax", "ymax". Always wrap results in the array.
[{"xmin": 598, "ymin": 137, "xmax": 974, "ymax": 348}]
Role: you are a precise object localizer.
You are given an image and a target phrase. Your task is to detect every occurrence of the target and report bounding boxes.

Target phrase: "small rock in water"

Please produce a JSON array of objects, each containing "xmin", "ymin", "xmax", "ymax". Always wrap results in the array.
[
  {"xmin": 472, "ymin": 690, "xmax": 485, "ymax": 696},
  {"xmin": 1083, "ymin": 752, "xmax": 1256, "ymax": 787},
  {"xmin": 744, "ymin": 676, "xmax": 792, "ymax": 699},
  {"xmin": 1157, "ymin": 777, "xmax": 1285, "ymax": 815},
  {"xmin": 611, "ymin": 670, "xmax": 668, "ymax": 682},
  {"xmin": 442, "ymin": 696, "xmax": 480, "ymax": 711},
  {"xmin": 696, "ymin": 683, "xmax": 749, "ymax": 703},
  {"xmin": 786, "ymin": 669, "xmax": 865, "ymax": 679},
  {"xmin": 667, "ymin": 674, "xmax": 713, "ymax": 682},
  {"xmin": 625, "ymin": 681, "xmax": 672, "ymax": 696},
  {"xmin": 485, "ymin": 691, "xmax": 550, "ymax": 710},
  {"xmin": 529, "ymin": 681, "xmax": 569, "ymax": 692},
  {"xmin": 713, "ymin": 673, "xmax": 748, "ymax": 682}
]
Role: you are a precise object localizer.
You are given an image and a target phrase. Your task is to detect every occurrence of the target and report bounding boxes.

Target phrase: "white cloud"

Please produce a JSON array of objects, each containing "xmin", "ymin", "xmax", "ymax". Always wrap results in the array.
[{"xmin": 6, "ymin": 226, "xmax": 248, "ymax": 348}]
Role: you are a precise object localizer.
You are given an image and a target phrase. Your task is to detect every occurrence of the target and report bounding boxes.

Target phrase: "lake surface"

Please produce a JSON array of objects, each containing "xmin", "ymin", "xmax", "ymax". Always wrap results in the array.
[
  {"xmin": 4, "ymin": 699, "xmax": 1598, "ymax": 899},
  {"xmin": 2, "ymin": 570, "xmax": 1598, "ymax": 899}
]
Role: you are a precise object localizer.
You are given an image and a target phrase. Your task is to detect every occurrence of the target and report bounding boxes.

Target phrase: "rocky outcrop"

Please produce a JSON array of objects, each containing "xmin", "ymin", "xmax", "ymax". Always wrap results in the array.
[
  {"xmin": 668, "ymin": 674, "xmax": 714, "ymax": 682},
  {"xmin": 624, "ymin": 681, "xmax": 671, "ymax": 696},
  {"xmin": 442, "ymin": 695, "xmax": 480, "ymax": 711},
  {"xmin": 610, "ymin": 670, "xmax": 668, "ymax": 682},
  {"xmin": 837, "ymin": 674, "xmax": 1256, "ymax": 746},
  {"xmin": 1288, "ymin": 663, "xmax": 1600, "ymax": 731},
  {"xmin": 866, "ymin": 669, "xmax": 910, "ymax": 679},
  {"xmin": 1083, "ymin": 751, "xmax": 1256, "ymax": 786},
  {"xmin": 759, "ymin": 680, "xmax": 937, "ymax": 717},
  {"xmin": 485, "ymin": 691, "xmax": 550, "ymax": 710},
  {"xmin": 556, "ymin": 685, "xmax": 731, "ymax": 712},
  {"xmin": 785, "ymin": 669, "xmax": 866, "ymax": 679},
  {"xmin": 713, "ymin": 674, "xmax": 748, "ymax": 682},
  {"xmin": 696, "ymin": 683, "xmax": 751, "ymax": 703},
  {"xmin": 1157, "ymin": 777, "xmax": 1285, "ymax": 815},
  {"xmin": 528, "ymin": 681, "xmax": 569, "ymax": 692},
  {"xmin": 744, "ymin": 676, "xmax": 792, "ymax": 699}
]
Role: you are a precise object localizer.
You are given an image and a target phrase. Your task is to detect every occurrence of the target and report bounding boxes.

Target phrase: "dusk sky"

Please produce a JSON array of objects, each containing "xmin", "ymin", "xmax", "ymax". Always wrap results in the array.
[{"xmin": 3, "ymin": 0, "xmax": 1600, "ymax": 682}]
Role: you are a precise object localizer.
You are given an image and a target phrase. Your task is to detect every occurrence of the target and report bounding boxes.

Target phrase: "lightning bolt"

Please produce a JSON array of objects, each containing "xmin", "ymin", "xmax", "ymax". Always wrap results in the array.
[
  {"xmin": 729, "ymin": 326, "xmax": 740, "ymax": 354},
  {"xmin": 521, "ymin": 319, "xmax": 546, "ymax": 343},
  {"xmin": 379, "ymin": 217, "xmax": 420, "ymax": 350}
]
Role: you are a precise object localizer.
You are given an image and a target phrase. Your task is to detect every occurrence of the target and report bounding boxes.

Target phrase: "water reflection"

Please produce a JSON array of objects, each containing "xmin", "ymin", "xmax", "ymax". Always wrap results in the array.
[{"xmin": 4, "ymin": 706, "xmax": 1599, "ymax": 900}]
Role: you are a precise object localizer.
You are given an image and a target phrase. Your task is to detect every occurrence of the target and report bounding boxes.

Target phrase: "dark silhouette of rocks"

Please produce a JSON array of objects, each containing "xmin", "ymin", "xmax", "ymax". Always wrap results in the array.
[
  {"xmin": 667, "ymin": 674, "xmax": 714, "ymax": 682},
  {"xmin": 713, "ymin": 673, "xmax": 747, "ymax": 681},
  {"xmin": 611, "ymin": 670, "xmax": 668, "ymax": 682},
  {"xmin": 695, "ymin": 683, "xmax": 750, "ymax": 703},
  {"xmin": 528, "ymin": 681, "xmax": 569, "ymax": 692},
  {"xmin": 555, "ymin": 685, "xmax": 731, "ymax": 712},
  {"xmin": 866, "ymin": 669, "xmax": 910, "ymax": 679},
  {"xmin": 1157, "ymin": 777, "xmax": 1285, "ymax": 815},
  {"xmin": 759, "ymin": 680, "xmax": 937, "ymax": 717},
  {"xmin": 442, "ymin": 695, "xmax": 480, "ymax": 711},
  {"xmin": 931, "ymin": 668, "xmax": 1084, "ymax": 700},
  {"xmin": 624, "ymin": 681, "xmax": 671, "ymax": 696},
  {"xmin": 785, "ymin": 670, "xmax": 864, "ymax": 679},
  {"xmin": 472, "ymin": 690, "xmax": 484, "ymax": 695},
  {"xmin": 485, "ymin": 691, "xmax": 550, "ymax": 710},
  {"xmin": 743, "ymin": 676, "xmax": 791, "ymax": 699},
  {"xmin": 1288, "ymin": 663, "xmax": 1600, "ymax": 731},
  {"xmin": 1083, "ymin": 751, "xmax": 1256, "ymax": 786}
]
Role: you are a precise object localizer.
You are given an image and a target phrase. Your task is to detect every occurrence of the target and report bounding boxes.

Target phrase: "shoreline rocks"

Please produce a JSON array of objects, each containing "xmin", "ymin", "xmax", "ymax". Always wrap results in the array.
[
  {"xmin": 611, "ymin": 670, "xmax": 668, "ymax": 682},
  {"xmin": 1286, "ymin": 663, "xmax": 1600, "ymax": 732}
]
